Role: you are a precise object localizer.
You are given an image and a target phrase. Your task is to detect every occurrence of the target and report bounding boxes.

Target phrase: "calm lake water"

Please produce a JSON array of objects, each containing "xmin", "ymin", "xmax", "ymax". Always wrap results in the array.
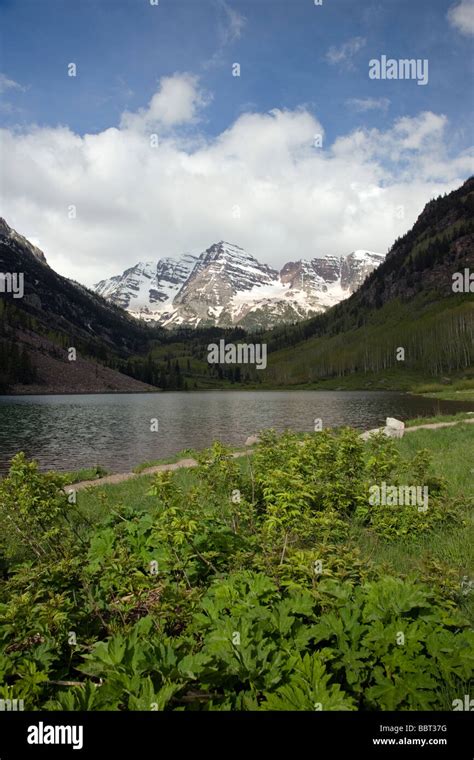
[{"xmin": 0, "ymin": 391, "xmax": 472, "ymax": 475}]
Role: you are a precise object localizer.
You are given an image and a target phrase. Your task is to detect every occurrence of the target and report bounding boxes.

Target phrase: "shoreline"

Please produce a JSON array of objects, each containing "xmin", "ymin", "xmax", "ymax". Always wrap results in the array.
[
  {"xmin": 64, "ymin": 417, "xmax": 474, "ymax": 493},
  {"xmin": 1, "ymin": 379, "xmax": 473, "ymax": 403},
  {"xmin": 1, "ymin": 387, "xmax": 472, "ymax": 398}
]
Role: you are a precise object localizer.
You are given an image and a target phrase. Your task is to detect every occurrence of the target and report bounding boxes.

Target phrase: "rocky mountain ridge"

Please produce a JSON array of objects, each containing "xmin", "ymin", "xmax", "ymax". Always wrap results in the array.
[{"xmin": 94, "ymin": 242, "xmax": 385, "ymax": 329}]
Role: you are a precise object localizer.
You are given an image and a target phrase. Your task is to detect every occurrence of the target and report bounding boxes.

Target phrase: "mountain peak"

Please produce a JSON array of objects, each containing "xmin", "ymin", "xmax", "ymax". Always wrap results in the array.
[
  {"xmin": 200, "ymin": 241, "xmax": 248, "ymax": 261},
  {"xmin": 0, "ymin": 218, "xmax": 48, "ymax": 265},
  {"xmin": 94, "ymin": 243, "xmax": 384, "ymax": 329},
  {"xmin": 94, "ymin": 252, "xmax": 198, "ymax": 312},
  {"xmin": 217, "ymin": 240, "xmax": 242, "ymax": 249},
  {"xmin": 0, "ymin": 218, "xmax": 12, "ymax": 236}
]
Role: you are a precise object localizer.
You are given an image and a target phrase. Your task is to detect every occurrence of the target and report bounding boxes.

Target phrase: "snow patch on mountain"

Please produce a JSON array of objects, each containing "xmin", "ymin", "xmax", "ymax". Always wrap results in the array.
[
  {"xmin": 94, "ymin": 243, "xmax": 385, "ymax": 329},
  {"xmin": 95, "ymin": 254, "xmax": 198, "ymax": 315}
]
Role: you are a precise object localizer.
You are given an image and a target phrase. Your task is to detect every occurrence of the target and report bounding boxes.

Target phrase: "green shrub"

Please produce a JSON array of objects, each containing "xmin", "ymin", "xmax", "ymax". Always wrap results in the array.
[{"xmin": 0, "ymin": 431, "xmax": 471, "ymax": 711}]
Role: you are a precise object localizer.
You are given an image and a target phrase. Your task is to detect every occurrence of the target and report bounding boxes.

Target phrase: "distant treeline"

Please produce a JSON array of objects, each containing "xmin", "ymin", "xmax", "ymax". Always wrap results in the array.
[{"xmin": 263, "ymin": 299, "xmax": 473, "ymax": 386}]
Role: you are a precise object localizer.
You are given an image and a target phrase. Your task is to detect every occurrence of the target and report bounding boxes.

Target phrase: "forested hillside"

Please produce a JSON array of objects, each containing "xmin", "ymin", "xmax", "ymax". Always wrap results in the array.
[
  {"xmin": 262, "ymin": 177, "xmax": 474, "ymax": 386},
  {"xmin": 0, "ymin": 219, "xmax": 157, "ymax": 391}
]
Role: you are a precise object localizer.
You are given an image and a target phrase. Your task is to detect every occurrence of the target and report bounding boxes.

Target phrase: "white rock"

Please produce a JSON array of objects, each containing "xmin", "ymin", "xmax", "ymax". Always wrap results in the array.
[
  {"xmin": 384, "ymin": 417, "xmax": 405, "ymax": 438},
  {"xmin": 245, "ymin": 435, "xmax": 260, "ymax": 446},
  {"xmin": 386, "ymin": 417, "xmax": 405, "ymax": 430},
  {"xmin": 383, "ymin": 426, "xmax": 404, "ymax": 439},
  {"xmin": 360, "ymin": 418, "xmax": 405, "ymax": 441},
  {"xmin": 359, "ymin": 428, "xmax": 383, "ymax": 441}
]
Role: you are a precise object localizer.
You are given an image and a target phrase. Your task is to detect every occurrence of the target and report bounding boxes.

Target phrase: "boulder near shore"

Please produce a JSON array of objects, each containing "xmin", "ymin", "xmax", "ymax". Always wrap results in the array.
[{"xmin": 360, "ymin": 417, "xmax": 405, "ymax": 441}]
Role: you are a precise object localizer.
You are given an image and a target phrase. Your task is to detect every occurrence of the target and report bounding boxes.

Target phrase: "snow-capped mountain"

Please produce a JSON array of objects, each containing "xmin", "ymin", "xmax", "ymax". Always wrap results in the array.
[
  {"xmin": 94, "ymin": 242, "xmax": 385, "ymax": 329},
  {"xmin": 94, "ymin": 254, "xmax": 198, "ymax": 313}
]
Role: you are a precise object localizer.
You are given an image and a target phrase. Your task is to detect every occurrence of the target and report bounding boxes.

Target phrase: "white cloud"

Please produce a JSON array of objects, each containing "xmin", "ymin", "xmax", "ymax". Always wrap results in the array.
[
  {"xmin": 346, "ymin": 97, "xmax": 391, "ymax": 113},
  {"xmin": 325, "ymin": 37, "xmax": 366, "ymax": 68},
  {"xmin": 0, "ymin": 75, "xmax": 472, "ymax": 288},
  {"xmin": 120, "ymin": 73, "xmax": 210, "ymax": 130},
  {"xmin": 448, "ymin": 0, "xmax": 474, "ymax": 36},
  {"xmin": 0, "ymin": 73, "xmax": 25, "ymax": 94}
]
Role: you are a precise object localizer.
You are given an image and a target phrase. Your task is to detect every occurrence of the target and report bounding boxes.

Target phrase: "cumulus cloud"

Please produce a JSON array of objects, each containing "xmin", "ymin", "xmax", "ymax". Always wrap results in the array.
[
  {"xmin": 120, "ymin": 73, "xmax": 210, "ymax": 130},
  {"xmin": 325, "ymin": 37, "xmax": 366, "ymax": 69},
  {"xmin": 448, "ymin": 0, "xmax": 474, "ymax": 36},
  {"xmin": 346, "ymin": 97, "xmax": 391, "ymax": 113},
  {"xmin": 0, "ymin": 74, "xmax": 473, "ymax": 287}
]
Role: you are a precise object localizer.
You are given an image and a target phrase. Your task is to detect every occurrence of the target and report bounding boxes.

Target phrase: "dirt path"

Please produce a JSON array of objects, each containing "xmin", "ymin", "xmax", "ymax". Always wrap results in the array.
[
  {"xmin": 65, "ymin": 453, "xmax": 249, "ymax": 492},
  {"xmin": 405, "ymin": 419, "xmax": 474, "ymax": 432},
  {"xmin": 65, "ymin": 418, "xmax": 474, "ymax": 493}
]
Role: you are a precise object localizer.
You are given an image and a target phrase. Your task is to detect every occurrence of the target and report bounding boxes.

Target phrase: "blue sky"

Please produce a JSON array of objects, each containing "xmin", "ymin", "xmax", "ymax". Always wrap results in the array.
[
  {"xmin": 0, "ymin": 0, "xmax": 473, "ymax": 284},
  {"xmin": 1, "ymin": 0, "xmax": 473, "ymax": 146}
]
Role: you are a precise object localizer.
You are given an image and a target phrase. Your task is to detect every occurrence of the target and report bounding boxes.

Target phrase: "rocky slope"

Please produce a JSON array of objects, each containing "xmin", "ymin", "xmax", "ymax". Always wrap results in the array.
[
  {"xmin": 0, "ymin": 218, "xmax": 157, "ymax": 393},
  {"xmin": 95, "ymin": 255, "xmax": 198, "ymax": 312},
  {"xmin": 94, "ymin": 242, "xmax": 384, "ymax": 329},
  {"xmin": 0, "ymin": 218, "xmax": 48, "ymax": 265}
]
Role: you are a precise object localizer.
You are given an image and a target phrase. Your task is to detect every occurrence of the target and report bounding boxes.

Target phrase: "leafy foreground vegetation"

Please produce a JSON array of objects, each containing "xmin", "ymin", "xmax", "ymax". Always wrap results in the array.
[{"xmin": 0, "ymin": 425, "xmax": 473, "ymax": 711}]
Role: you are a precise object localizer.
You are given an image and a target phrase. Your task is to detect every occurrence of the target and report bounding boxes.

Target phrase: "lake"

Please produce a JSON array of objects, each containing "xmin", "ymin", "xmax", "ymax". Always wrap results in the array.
[{"xmin": 0, "ymin": 391, "xmax": 472, "ymax": 475}]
